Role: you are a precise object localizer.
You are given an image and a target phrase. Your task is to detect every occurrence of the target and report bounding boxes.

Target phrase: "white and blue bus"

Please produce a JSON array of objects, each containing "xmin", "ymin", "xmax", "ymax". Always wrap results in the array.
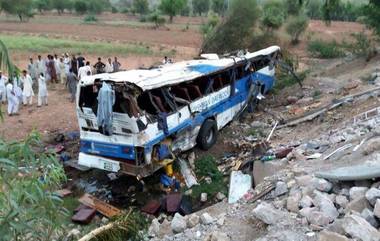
[{"xmin": 77, "ymin": 46, "xmax": 280, "ymax": 177}]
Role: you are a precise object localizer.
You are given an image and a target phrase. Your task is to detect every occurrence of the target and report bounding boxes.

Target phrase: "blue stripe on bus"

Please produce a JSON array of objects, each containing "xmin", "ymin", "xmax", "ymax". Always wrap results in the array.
[{"xmin": 80, "ymin": 72, "xmax": 275, "ymax": 160}]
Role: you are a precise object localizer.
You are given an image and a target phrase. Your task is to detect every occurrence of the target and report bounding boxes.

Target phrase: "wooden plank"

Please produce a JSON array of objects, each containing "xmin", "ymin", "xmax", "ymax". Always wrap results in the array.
[{"xmin": 79, "ymin": 194, "xmax": 121, "ymax": 218}]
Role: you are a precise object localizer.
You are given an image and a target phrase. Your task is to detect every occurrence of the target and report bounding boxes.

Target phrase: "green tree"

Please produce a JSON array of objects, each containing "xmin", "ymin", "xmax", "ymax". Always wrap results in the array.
[
  {"xmin": 211, "ymin": 0, "xmax": 225, "ymax": 16},
  {"xmin": 193, "ymin": 0, "xmax": 210, "ymax": 16},
  {"xmin": 261, "ymin": 0, "xmax": 286, "ymax": 31},
  {"xmin": 51, "ymin": 0, "xmax": 69, "ymax": 14},
  {"xmin": 159, "ymin": 0, "xmax": 187, "ymax": 23},
  {"xmin": 0, "ymin": 0, "xmax": 34, "ymax": 21},
  {"xmin": 133, "ymin": 0, "xmax": 149, "ymax": 15},
  {"xmin": 306, "ymin": 0, "xmax": 323, "ymax": 19},
  {"xmin": 286, "ymin": 13, "xmax": 309, "ymax": 44},
  {"xmin": 74, "ymin": 0, "xmax": 87, "ymax": 14},
  {"xmin": 33, "ymin": 0, "xmax": 51, "ymax": 13},
  {"xmin": 286, "ymin": 0, "xmax": 303, "ymax": 16},
  {"xmin": 88, "ymin": 0, "xmax": 110, "ymax": 14},
  {"xmin": 363, "ymin": 0, "xmax": 380, "ymax": 36},
  {"xmin": 0, "ymin": 132, "xmax": 67, "ymax": 241},
  {"xmin": 202, "ymin": 0, "xmax": 260, "ymax": 53}
]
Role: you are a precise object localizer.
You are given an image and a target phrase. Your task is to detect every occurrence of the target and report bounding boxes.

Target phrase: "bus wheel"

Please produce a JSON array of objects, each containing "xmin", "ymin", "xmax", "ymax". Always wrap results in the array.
[{"xmin": 197, "ymin": 119, "xmax": 218, "ymax": 150}]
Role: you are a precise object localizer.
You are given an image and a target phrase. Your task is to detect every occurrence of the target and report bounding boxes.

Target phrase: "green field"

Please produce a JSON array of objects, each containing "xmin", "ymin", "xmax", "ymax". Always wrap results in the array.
[{"xmin": 0, "ymin": 34, "xmax": 164, "ymax": 56}]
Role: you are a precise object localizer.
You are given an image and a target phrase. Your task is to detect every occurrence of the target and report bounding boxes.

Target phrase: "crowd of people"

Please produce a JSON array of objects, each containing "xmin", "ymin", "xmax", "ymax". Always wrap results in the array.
[{"xmin": 0, "ymin": 53, "xmax": 122, "ymax": 116}]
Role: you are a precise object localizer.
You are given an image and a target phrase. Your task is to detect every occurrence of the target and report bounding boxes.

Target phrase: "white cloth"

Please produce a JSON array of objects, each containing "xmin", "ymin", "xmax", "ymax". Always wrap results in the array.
[
  {"xmin": 21, "ymin": 75, "xmax": 34, "ymax": 98},
  {"xmin": 0, "ymin": 75, "xmax": 8, "ymax": 102},
  {"xmin": 78, "ymin": 66, "xmax": 92, "ymax": 80},
  {"xmin": 54, "ymin": 58, "xmax": 61, "ymax": 75},
  {"xmin": 36, "ymin": 59, "xmax": 46, "ymax": 76},
  {"xmin": 28, "ymin": 62, "xmax": 37, "ymax": 80},
  {"xmin": 63, "ymin": 57, "xmax": 70, "ymax": 74},
  {"xmin": 38, "ymin": 75, "xmax": 48, "ymax": 97},
  {"xmin": 105, "ymin": 63, "xmax": 113, "ymax": 73},
  {"xmin": 6, "ymin": 83, "xmax": 19, "ymax": 115}
]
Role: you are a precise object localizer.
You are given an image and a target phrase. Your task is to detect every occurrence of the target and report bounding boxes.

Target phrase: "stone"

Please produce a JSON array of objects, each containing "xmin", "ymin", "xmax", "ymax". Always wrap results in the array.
[
  {"xmin": 275, "ymin": 181, "xmax": 288, "ymax": 197},
  {"xmin": 307, "ymin": 211, "xmax": 331, "ymax": 227},
  {"xmin": 287, "ymin": 96, "xmax": 299, "ymax": 104},
  {"xmin": 287, "ymin": 195, "xmax": 301, "ymax": 213},
  {"xmin": 299, "ymin": 207, "xmax": 317, "ymax": 219},
  {"xmin": 201, "ymin": 193, "xmax": 208, "ymax": 202},
  {"xmin": 313, "ymin": 191, "xmax": 339, "ymax": 221},
  {"xmin": 349, "ymin": 187, "xmax": 369, "ymax": 201},
  {"xmin": 252, "ymin": 202, "xmax": 286, "ymax": 225},
  {"xmin": 210, "ymin": 231, "xmax": 230, "ymax": 241},
  {"xmin": 345, "ymin": 196, "xmax": 371, "ymax": 214},
  {"xmin": 374, "ymin": 199, "xmax": 380, "ymax": 219},
  {"xmin": 365, "ymin": 188, "xmax": 380, "ymax": 206},
  {"xmin": 361, "ymin": 208, "xmax": 379, "ymax": 228},
  {"xmin": 342, "ymin": 214, "xmax": 380, "ymax": 241},
  {"xmin": 159, "ymin": 219, "xmax": 172, "ymax": 237},
  {"xmin": 295, "ymin": 175, "xmax": 313, "ymax": 187},
  {"xmin": 216, "ymin": 192, "xmax": 226, "ymax": 201},
  {"xmin": 148, "ymin": 219, "xmax": 160, "ymax": 237},
  {"xmin": 187, "ymin": 214, "xmax": 199, "ymax": 228},
  {"xmin": 171, "ymin": 213, "xmax": 187, "ymax": 233},
  {"xmin": 299, "ymin": 195, "xmax": 314, "ymax": 208},
  {"xmin": 253, "ymin": 159, "xmax": 287, "ymax": 185},
  {"xmin": 335, "ymin": 195, "xmax": 349, "ymax": 209},
  {"xmin": 312, "ymin": 177, "xmax": 333, "ymax": 193},
  {"xmin": 200, "ymin": 212, "xmax": 214, "ymax": 225},
  {"xmin": 217, "ymin": 217, "xmax": 225, "ymax": 226},
  {"xmin": 66, "ymin": 229, "xmax": 81, "ymax": 240},
  {"xmin": 318, "ymin": 230, "xmax": 349, "ymax": 241},
  {"xmin": 327, "ymin": 219, "xmax": 346, "ymax": 235}
]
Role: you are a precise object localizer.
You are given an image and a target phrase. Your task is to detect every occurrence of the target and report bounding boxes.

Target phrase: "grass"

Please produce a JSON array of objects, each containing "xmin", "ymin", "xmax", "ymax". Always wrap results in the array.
[
  {"xmin": 307, "ymin": 39, "xmax": 345, "ymax": 59},
  {"xmin": 0, "ymin": 34, "xmax": 157, "ymax": 56},
  {"xmin": 191, "ymin": 155, "xmax": 227, "ymax": 199}
]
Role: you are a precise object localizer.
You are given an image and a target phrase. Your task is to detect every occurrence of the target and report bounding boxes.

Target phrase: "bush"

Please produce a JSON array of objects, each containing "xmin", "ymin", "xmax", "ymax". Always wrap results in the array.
[
  {"xmin": 202, "ymin": 0, "xmax": 260, "ymax": 53},
  {"xmin": 74, "ymin": 0, "xmax": 87, "ymax": 14},
  {"xmin": 286, "ymin": 14, "xmax": 309, "ymax": 45},
  {"xmin": 275, "ymin": 50, "xmax": 307, "ymax": 91},
  {"xmin": 84, "ymin": 14, "xmax": 98, "ymax": 22},
  {"xmin": 261, "ymin": 0, "xmax": 286, "ymax": 31},
  {"xmin": 112, "ymin": 6, "xmax": 118, "ymax": 13},
  {"xmin": 200, "ymin": 12, "xmax": 219, "ymax": 36},
  {"xmin": 307, "ymin": 40, "xmax": 345, "ymax": 58},
  {"xmin": 133, "ymin": 0, "xmax": 149, "ymax": 15},
  {"xmin": 306, "ymin": 0, "xmax": 323, "ymax": 19},
  {"xmin": 148, "ymin": 12, "xmax": 166, "ymax": 28}
]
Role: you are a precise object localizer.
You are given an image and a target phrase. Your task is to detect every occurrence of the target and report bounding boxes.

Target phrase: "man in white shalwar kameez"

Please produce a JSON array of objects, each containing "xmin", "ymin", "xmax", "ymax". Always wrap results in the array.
[
  {"xmin": 6, "ymin": 82, "xmax": 19, "ymax": 116},
  {"xmin": 36, "ymin": 55, "xmax": 46, "ymax": 78},
  {"xmin": 21, "ymin": 70, "xmax": 34, "ymax": 106},
  {"xmin": 0, "ymin": 71, "xmax": 8, "ymax": 103},
  {"xmin": 37, "ymin": 73, "xmax": 48, "ymax": 107}
]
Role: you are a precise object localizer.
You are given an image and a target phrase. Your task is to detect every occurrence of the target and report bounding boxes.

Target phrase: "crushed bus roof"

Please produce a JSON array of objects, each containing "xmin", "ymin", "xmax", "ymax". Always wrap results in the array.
[{"xmin": 80, "ymin": 46, "xmax": 280, "ymax": 91}]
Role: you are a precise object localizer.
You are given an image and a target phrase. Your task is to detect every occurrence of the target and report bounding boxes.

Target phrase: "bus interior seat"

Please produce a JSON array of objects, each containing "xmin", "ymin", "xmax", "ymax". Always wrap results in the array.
[
  {"xmin": 187, "ymin": 85, "xmax": 202, "ymax": 100},
  {"xmin": 152, "ymin": 95, "xmax": 168, "ymax": 113},
  {"xmin": 172, "ymin": 87, "xmax": 191, "ymax": 101}
]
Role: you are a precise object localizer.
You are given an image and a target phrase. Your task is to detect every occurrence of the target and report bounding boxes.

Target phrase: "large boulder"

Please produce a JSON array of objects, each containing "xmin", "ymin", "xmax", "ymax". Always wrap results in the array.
[
  {"xmin": 365, "ymin": 188, "xmax": 380, "ymax": 206},
  {"xmin": 345, "ymin": 196, "xmax": 371, "ymax": 214},
  {"xmin": 252, "ymin": 202, "xmax": 286, "ymax": 225},
  {"xmin": 349, "ymin": 187, "xmax": 369, "ymax": 201},
  {"xmin": 318, "ymin": 230, "xmax": 349, "ymax": 241},
  {"xmin": 313, "ymin": 191, "xmax": 339, "ymax": 221},
  {"xmin": 171, "ymin": 213, "xmax": 187, "ymax": 233},
  {"xmin": 307, "ymin": 211, "xmax": 332, "ymax": 227},
  {"xmin": 342, "ymin": 214, "xmax": 380, "ymax": 241}
]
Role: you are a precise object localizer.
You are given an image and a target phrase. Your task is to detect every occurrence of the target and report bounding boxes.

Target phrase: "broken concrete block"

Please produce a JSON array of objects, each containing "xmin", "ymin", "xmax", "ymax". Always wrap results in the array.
[
  {"xmin": 187, "ymin": 214, "xmax": 199, "ymax": 228},
  {"xmin": 349, "ymin": 187, "xmax": 369, "ymax": 201},
  {"xmin": 373, "ymin": 199, "xmax": 380, "ymax": 219},
  {"xmin": 210, "ymin": 231, "xmax": 230, "ymax": 241},
  {"xmin": 335, "ymin": 195, "xmax": 349, "ymax": 209},
  {"xmin": 299, "ymin": 195, "xmax": 314, "ymax": 208},
  {"xmin": 252, "ymin": 202, "xmax": 286, "ymax": 225},
  {"xmin": 342, "ymin": 214, "xmax": 380, "ymax": 241},
  {"xmin": 313, "ymin": 191, "xmax": 339, "ymax": 221},
  {"xmin": 361, "ymin": 208, "xmax": 379, "ymax": 228},
  {"xmin": 200, "ymin": 193, "xmax": 208, "ymax": 202},
  {"xmin": 307, "ymin": 211, "xmax": 332, "ymax": 227},
  {"xmin": 216, "ymin": 192, "xmax": 226, "ymax": 201},
  {"xmin": 345, "ymin": 196, "xmax": 371, "ymax": 214},
  {"xmin": 200, "ymin": 212, "xmax": 214, "ymax": 225},
  {"xmin": 148, "ymin": 218, "xmax": 160, "ymax": 237},
  {"xmin": 318, "ymin": 230, "xmax": 349, "ymax": 241},
  {"xmin": 228, "ymin": 171, "xmax": 252, "ymax": 204},
  {"xmin": 274, "ymin": 181, "xmax": 288, "ymax": 197},
  {"xmin": 365, "ymin": 187, "xmax": 380, "ymax": 206},
  {"xmin": 171, "ymin": 213, "xmax": 187, "ymax": 233},
  {"xmin": 312, "ymin": 177, "xmax": 333, "ymax": 193}
]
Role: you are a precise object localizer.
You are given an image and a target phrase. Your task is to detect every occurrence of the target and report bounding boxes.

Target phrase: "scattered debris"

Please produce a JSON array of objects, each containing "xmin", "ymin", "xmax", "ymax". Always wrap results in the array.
[
  {"xmin": 178, "ymin": 158, "xmax": 198, "ymax": 188},
  {"xmin": 228, "ymin": 171, "xmax": 252, "ymax": 204},
  {"xmin": 79, "ymin": 194, "xmax": 121, "ymax": 218}
]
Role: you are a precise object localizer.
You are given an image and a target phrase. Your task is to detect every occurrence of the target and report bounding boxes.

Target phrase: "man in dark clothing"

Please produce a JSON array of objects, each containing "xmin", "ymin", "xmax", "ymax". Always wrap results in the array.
[
  {"xmin": 71, "ymin": 55, "xmax": 78, "ymax": 76},
  {"xmin": 77, "ymin": 53, "xmax": 85, "ymax": 68},
  {"xmin": 66, "ymin": 68, "xmax": 78, "ymax": 102},
  {"xmin": 94, "ymin": 57, "xmax": 106, "ymax": 74}
]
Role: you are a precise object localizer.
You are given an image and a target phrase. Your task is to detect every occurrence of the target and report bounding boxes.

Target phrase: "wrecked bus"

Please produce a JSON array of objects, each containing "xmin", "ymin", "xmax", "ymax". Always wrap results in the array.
[{"xmin": 77, "ymin": 46, "xmax": 281, "ymax": 177}]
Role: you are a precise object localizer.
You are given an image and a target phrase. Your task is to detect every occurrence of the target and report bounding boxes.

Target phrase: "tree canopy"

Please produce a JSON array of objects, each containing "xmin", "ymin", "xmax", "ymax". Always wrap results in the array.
[
  {"xmin": 0, "ymin": 0, "xmax": 34, "ymax": 21},
  {"xmin": 159, "ymin": 0, "xmax": 187, "ymax": 23},
  {"xmin": 133, "ymin": 0, "xmax": 149, "ymax": 15},
  {"xmin": 192, "ymin": 0, "xmax": 210, "ymax": 16},
  {"xmin": 261, "ymin": 0, "xmax": 286, "ymax": 31}
]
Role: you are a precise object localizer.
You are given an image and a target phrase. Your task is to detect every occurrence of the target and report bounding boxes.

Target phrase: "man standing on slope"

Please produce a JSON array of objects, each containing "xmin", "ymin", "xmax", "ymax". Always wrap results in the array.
[
  {"xmin": 6, "ymin": 81, "xmax": 19, "ymax": 116},
  {"xmin": 21, "ymin": 70, "xmax": 34, "ymax": 106},
  {"xmin": 0, "ymin": 71, "xmax": 7, "ymax": 104}
]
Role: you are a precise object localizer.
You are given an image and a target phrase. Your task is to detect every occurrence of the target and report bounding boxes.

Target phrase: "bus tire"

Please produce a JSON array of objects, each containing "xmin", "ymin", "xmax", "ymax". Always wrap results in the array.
[{"xmin": 197, "ymin": 119, "xmax": 218, "ymax": 150}]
